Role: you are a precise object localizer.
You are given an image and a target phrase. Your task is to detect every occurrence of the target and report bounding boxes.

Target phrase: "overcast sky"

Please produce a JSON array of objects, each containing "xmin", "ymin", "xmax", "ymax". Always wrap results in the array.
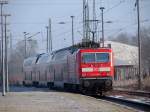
[{"xmin": 5, "ymin": 0, "xmax": 150, "ymax": 53}]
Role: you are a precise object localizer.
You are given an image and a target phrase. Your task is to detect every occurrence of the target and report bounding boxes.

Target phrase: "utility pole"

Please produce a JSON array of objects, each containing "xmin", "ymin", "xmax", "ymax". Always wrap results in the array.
[
  {"xmin": 100, "ymin": 7, "xmax": 105, "ymax": 47},
  {"xmin": 71, "ymin": 16, "xmax": 74, "ymax": 46},
  {"xmin": 49, "ymin": 18, "xmax": 52, "ymax": 52},
  {"xmin": 4, "ymin": 14, "xmax": 10, "ymax": 92},
  {"xmin": 136, "ymin": 0, "xmax": 142, "ymax": 89},
  {"xmin": 0, "ymin": 0, "xmax": 8, "ymax": 96},
  {"xmin": 83, "ymin": 0, "xmax": 85, "ymax": 40},
  {"xmin": 93, "ymin": 0, "xmax": 96, "ymax": 42},
  {"xmin": 23, "ymin": 32, "xmax": 29, "ymax": 58},
  {"xmin": 10, "ymin": 32, "xmax": 12, "ymax": 52},
  {"xmin": 83, "ymin": 0, "xmax": 90, "ymax": 42},
  {"xmin": 85, "ymin": 1, "xmax": 90, "ymax": 41},
  {"xmin": 46, "ymin": 26, "xmax": 49, "ymax": 53}
]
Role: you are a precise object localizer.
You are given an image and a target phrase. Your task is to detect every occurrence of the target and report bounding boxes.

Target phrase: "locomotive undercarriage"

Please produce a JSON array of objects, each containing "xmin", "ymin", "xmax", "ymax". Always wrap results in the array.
[
  {"xmin": 80, "ymin": 77, "xmax": 113, "ymax": 95},
  {"xmin": 23, "ymin": 76, "xmax": 112, "ymax": 96}
]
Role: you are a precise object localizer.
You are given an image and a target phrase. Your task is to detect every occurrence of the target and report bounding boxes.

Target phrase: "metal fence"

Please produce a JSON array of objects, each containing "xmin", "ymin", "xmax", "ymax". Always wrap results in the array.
[
  {"xmin": 113, "ymin": 66, "xmax": 150, "ymax": 90},
  {"xmin": 114, "ymin": 66, "xmax": 138, "ymax": 81}
]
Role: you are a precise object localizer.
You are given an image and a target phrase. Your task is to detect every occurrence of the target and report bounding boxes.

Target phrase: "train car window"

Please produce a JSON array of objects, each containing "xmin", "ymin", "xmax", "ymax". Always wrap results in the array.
[
  {"xmin": 23, "ymin": 60, "xmax": 30, "ymax": 67},
  {"xmin": 50, "ymin": 52, "xmax": 54, "ymax": 59},
  {"xmin": 82, "ymin": 53, "xmax": 95, "ymax": 63},
  {"xmin": 37, "ymin": 54, "xmax": 50, "ymax": 64},
  {"xmin": 53, "ymin": 50, "xmax": 70, "ymax": 60},
  {"xmin": 23, "ymin": 58, "xmax": 34, "ymax": 67},
  {"xmin": 35, "ymin": 54, "xmax": 44, "ymax": 63},
  {"xmin": 31, "ymin": 57, "xmax": 37, "ymax": 64},
  {"xmin": 96, "ymin": 53, "xmax": 109, "ymax": 62},
  {"xmin": 47, "ymin": 54, "xmax": 52, "ymax": 63}
]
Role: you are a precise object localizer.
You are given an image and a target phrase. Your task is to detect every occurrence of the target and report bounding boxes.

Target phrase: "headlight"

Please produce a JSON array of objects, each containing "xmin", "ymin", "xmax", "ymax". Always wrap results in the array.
[
  {"xmin": 99, "ymin": 67, "xmax": 110, "ymax": 72},
  {"xmin": 82, "ymin": 68, "xmax": 93, "ymax": 72}
]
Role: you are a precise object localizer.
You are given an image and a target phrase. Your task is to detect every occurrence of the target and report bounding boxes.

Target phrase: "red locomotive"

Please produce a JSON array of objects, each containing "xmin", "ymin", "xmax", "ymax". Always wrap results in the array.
[{"xmin": 23, "ymin": 43, "xmax": 114, "ymax": 94}]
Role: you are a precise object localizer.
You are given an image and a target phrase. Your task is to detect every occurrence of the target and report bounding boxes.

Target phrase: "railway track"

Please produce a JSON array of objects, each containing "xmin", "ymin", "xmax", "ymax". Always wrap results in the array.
[
  {"xmin": 113, "ymin": 89, "xmax": 150, "ymax": 97},
  {"xmin": 50, "ymin": 87, "xmax": 150, "ymax": 111},
  {"xmin": 97, "ymin": 95, "xmax": 150, "ymax": 112}
]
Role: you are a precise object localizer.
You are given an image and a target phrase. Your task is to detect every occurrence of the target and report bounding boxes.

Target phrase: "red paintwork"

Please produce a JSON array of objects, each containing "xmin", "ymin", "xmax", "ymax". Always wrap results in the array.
[{"xmin": 78, "ymin": 48, "xmax": 114, "ymax": 78}]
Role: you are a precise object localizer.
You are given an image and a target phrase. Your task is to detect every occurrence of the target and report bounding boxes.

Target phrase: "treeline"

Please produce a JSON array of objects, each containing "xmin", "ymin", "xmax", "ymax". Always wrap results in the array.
[{"xmin": 8, "ymin": 40, "xmax": 38, "ymax": 84}]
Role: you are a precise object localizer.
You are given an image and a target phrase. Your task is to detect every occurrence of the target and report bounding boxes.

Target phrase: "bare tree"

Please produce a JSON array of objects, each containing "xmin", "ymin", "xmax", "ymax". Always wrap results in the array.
[
  {"xmin": 140, "ymin": 27, "xmax": 150, "ymax": 75},
  {"xmin": 8, "ymin": 39, "xmax": 38, "ymax": 84},
  {"xmin": 108, "ymin": 33, "xmax": 130, "ymax": 44}
]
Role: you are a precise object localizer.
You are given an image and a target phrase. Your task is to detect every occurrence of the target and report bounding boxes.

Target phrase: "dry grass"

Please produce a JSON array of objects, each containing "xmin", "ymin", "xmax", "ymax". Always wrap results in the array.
[
  {"xmin": 113, "ymin": 79, "xmax": 138, "ymax": 90},
  {"xmin": 113, "ymin": 76, "xmax": 150, "ymax": 92},
  {"xmin": 142, "ymin": 76, "xmax": 150, "ymax": 91}
]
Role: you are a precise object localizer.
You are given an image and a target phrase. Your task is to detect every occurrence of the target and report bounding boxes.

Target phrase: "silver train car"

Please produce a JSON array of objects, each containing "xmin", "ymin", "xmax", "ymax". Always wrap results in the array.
[{"xmin": 23, "ymin": 53, "xmax": 53, "ymax": 87}]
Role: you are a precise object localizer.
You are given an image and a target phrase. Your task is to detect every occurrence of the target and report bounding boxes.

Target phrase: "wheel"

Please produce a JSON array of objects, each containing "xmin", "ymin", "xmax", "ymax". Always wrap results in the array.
[{"xmin": 22, "ymin": 81, "xmax": 26, "ymax": 86}]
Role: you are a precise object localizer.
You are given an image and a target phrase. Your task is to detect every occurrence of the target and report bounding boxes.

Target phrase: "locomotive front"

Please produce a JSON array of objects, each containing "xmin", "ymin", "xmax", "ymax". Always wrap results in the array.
[{"xmin": 78, "ymin": 48, "xmax": 114, "ymax": 93}]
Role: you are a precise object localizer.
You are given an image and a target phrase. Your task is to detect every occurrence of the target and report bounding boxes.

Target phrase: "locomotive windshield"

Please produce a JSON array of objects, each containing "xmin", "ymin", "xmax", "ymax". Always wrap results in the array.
[
  {"xmin": 82, "ymin": 53, "xmax": 109, "ymax": 63},
  {"xmin": 96, "ymin": 53, "xmax": 109, "ymax": 62},
  {"xmin": 82, "ymin": 53, "xmax": 95, "ymax": 63}
]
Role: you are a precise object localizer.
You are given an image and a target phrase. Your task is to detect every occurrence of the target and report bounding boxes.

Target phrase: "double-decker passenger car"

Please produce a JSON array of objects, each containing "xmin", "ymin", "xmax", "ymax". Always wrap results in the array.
[
  {"xmin": 23, "ymin": 43, "xmax": 114, "ymax": 94},
  {"xmin": 23, "ymin": 56, "xmax": 37, "ymax": 86}
]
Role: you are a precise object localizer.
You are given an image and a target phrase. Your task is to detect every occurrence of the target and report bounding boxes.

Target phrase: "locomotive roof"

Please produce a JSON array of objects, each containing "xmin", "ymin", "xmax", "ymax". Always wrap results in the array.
[
  {"xmin": 52, "ymin": 46, "xmax": 78, "ymax": 54},
  {"xmin": 52, "ymin": 41, "xmax": 111, "ymax": 54}
]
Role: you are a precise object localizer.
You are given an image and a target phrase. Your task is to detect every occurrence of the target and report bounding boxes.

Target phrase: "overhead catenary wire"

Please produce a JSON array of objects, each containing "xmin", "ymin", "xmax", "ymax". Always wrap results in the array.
[
  {"xmin": 10, "ymin": 0, "xmax": 150, "ymax": 52},
  {"xmin": 9, "ymin": 0, "xmax": 127, "ymax": 42},
  {"xmin": 54, "ymin": 24, "xmax": 83, "ymax": 39},
  {"xmin": 107, "ymin": 19, "xmax": 150, "ymax": 38},
  {"xmin": 96, "ymin": 0, "xmax": 149, "ymax": 39}
]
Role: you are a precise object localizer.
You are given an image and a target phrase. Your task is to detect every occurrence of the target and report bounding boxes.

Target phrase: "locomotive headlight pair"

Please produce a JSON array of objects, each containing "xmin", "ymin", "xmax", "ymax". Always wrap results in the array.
[{"xmin": 82, "ymin": 67, "xmax": 111, "ymax": 72}]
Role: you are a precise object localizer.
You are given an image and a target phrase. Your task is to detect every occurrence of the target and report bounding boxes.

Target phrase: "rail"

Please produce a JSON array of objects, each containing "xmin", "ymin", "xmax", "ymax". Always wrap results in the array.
[
  {"xmin": 101, "ymin": 96, "xmax": 150, "ymax": 112},
  {"xmin": 112, "ymin": 89, "xmax": 150, "ymax": 97}
]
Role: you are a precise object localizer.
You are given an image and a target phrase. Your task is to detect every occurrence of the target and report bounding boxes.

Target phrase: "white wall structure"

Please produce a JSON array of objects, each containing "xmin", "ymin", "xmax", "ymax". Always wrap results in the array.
[{"xmin": 105, "ymin": 41, "xmax": 138, "ymax": 66}]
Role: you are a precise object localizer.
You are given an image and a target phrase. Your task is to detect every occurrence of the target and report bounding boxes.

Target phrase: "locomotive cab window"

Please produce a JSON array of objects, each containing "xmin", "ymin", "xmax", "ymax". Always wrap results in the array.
[
  {"xmin": 96, "ymin": 53, "xmax": 109, "ymax": 62},
  {"xmin": 82, "ymin": 53, "xmax": 109, "ymax": 63},
  {"xmin": 82, "ymin": 53, "xmax": 95, "ymax": 63}
]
